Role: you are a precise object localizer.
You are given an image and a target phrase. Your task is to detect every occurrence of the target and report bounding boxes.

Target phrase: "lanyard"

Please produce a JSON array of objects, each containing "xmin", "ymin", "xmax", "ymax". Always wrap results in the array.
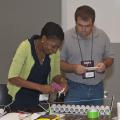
[{"xmin": 76, "ymin": 30, "xmax": 93, "ymax": 61}]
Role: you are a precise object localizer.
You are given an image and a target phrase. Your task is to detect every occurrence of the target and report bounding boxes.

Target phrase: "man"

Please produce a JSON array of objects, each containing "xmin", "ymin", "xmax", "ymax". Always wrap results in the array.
[{"xmin": 60, "ymin": 5, "xmax": 114, "ymax": 105}]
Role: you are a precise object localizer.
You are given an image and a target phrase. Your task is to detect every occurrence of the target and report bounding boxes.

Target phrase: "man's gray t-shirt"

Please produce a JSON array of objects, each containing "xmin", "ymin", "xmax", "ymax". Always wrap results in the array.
[{"xmin": 60, "ymin": 26, "xmax": 114, "ymax": 85}]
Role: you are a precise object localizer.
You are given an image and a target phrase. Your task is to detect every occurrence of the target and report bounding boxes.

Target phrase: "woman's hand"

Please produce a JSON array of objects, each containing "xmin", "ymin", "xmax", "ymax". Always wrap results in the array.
[
  {"xmin": 59, "ymin": 81, "xmax": 68, "ymax": 95},
  {"xmin": 52, "ymin": 74, "xmax": 64, "ymax": 83},
  {"xmin": 40, "ymin": 85, "xmax": 55, "ymax": 94},
  {"xmin": 52, "ymin": 74, "xmax": 68, "ymax": 95}
]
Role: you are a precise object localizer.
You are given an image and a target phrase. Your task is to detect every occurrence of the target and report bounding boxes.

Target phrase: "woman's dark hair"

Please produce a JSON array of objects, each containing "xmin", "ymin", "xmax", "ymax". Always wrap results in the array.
[
  {"xmin": 75, "ymin": 5, "xmax": 95, "ymax": 23},
  {"xmin": 30, "ymin": 34, "xmax": 40, "ymax": 40},
  {"xmin": 40, "ymin": 22, "xmax": 64, "ymax": 41}
]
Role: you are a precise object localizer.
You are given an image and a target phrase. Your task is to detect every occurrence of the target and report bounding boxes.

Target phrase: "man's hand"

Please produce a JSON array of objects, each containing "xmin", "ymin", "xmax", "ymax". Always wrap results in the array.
[
  {"xmin": 74, "ymin": 64, "xmax": 86, "ymax": 75},
  {"xmin": 95, "ymin": 62, "xmax": 106, "ymax": 73}
]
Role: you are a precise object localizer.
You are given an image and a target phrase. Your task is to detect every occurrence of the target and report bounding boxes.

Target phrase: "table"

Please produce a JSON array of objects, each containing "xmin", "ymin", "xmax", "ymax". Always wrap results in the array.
[
  {"xmin": 62, "ymin": 108, "xmax": 116, "ymax": 120},
  {"xmin": 63, "ymin": 114, "xmax": 111, "ymax": 120},
  {"xmin": 0, "ymin": 106, "xmax": 117, "ymax": 120}
]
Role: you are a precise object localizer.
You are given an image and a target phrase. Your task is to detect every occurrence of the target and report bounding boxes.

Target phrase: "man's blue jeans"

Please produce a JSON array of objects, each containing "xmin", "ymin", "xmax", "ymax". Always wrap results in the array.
[{"xmin": 64, "ymin": 80, "xmax": 104, "ymax": 105}]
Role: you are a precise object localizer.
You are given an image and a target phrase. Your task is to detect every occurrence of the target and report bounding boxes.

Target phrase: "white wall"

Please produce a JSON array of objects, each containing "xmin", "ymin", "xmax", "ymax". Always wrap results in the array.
[{"xmin": 62, "ymin": 0, "xmax": 120, "ymax": 43}]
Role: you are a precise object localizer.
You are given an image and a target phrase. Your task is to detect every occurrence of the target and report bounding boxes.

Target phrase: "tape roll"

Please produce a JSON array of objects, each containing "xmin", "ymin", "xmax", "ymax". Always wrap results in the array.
[{"xmin": 87, "ymin": 109, "xmax": 99, "ymax": 119}]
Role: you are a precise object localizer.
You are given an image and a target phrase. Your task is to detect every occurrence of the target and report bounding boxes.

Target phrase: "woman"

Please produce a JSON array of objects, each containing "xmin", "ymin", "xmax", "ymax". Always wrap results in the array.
[{"xmin": 7, "ymin": 22, "xmax": 66, "ymax": 109}]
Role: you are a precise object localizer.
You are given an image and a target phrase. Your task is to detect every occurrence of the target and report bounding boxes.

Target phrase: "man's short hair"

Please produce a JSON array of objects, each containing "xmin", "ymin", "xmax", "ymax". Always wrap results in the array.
[{"xmin": 75, "ymin": 5, "xmax": 95, "ymax": 23}]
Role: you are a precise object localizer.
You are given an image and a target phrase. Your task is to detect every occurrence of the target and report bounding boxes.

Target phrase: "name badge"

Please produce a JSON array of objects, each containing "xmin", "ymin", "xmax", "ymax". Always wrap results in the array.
[
  {"xmin": 85, "ymin": 71, "xmax": 95, "ymax": 78},
  {"xmin": 81, "ymin": 60, "xmax": 95, "ymax": 79}
]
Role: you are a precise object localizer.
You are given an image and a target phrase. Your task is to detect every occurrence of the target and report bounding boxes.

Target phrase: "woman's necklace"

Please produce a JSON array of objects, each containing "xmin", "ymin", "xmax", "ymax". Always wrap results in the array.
[{"xmin": 34, "ymin": 40, "xmax": 45, "ymax": 64}]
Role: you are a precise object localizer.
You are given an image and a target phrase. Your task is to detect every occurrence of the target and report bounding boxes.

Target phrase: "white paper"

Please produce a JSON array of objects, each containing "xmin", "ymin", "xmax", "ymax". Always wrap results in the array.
[
  {"xmin": 85, "ymin": 67, "xmax": 99, "ymax": 71},
  {"xmin": 117, "ymin": 102, "xmax": 120, "ymax": 119},
  {"xmin": 0, "ymin": 113, "xmax": 19, "ymax": 120},
  {"xmin": 39, "ymin": 94, "xmax": 49, "ymax": 101}
]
